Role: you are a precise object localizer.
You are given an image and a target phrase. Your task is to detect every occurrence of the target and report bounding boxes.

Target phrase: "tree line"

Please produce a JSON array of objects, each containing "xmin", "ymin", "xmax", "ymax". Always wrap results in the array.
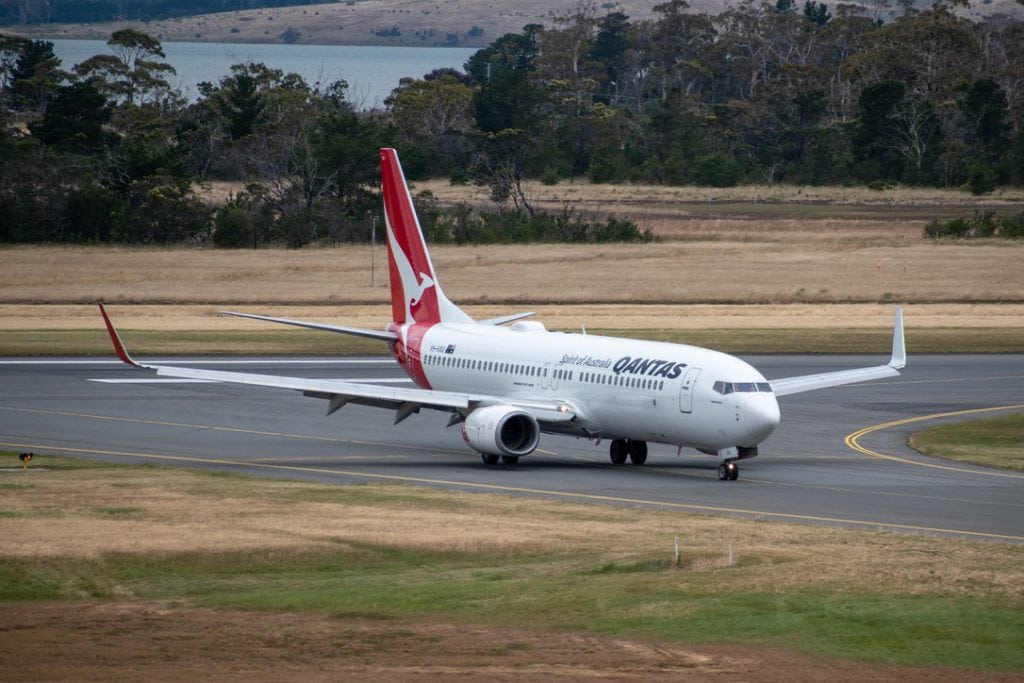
[{"xmin": 1, "ymin": 0, "xmax": 1022, "ymax": 246}]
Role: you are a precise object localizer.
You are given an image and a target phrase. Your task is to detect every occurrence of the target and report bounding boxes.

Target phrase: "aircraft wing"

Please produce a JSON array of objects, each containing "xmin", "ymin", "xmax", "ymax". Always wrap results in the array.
[
  {"xmin": 99, "ymin": 304, "xmax": 576, "ymax": 426},
  {"xmin": 770, "ymin": 306, "xmax": 906, "ymax": 397}
]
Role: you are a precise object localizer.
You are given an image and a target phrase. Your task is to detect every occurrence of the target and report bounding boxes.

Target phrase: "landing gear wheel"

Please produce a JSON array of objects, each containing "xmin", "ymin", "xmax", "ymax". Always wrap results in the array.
[
  {"xmin": 718, "ymin": 460, "xmax": 739, "ymax": 481},
  {"xmin": 481, "ymin": 453, "xmax": 500, "ymax": 465},
  {"xmin": 501, "ymin": 456, "xmax": 519, "ymax": 465},
  {"xmin": 609, "ymin": 439, "xmax": 628, "ymax": 465},
  {"xmin": 628, "ymin": 440, "xmax": 648, "ymax": 465}
]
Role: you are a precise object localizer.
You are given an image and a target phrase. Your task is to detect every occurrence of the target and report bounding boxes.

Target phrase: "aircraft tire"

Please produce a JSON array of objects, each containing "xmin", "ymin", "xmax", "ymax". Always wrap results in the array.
[
  {"xmin": 718, "ymin": 461, "xmax": 739, "ymax": 481},
  {"xmin": 481, "ymin": 453, "xmax": 500, "ymax": 465},
  {"xmin": 501, "ymin": 455, "xmax": 520, "ymax": 465},
  {"xmin": 609, "ymin": 439, "xmax": 628, "ymax": 464},
  {"xmin": 628, "ymin": 440, "xmax": 648, "ymax": 465}
]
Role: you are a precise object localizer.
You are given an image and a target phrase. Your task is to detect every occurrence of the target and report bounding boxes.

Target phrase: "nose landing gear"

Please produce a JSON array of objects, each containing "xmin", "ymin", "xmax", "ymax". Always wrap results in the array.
[{"xmin": 718, "ymin": 460, "xmax": 739, "ymax": 481}]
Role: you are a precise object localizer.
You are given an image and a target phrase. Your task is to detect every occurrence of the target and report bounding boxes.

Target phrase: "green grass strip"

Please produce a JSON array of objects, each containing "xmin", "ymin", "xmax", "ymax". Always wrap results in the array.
[
  {"xmin": 911, "ymin": 413, "xmax": 1024, "ymax": 471},
  {"xmin": 2, "ymin": 547, "xmax": 1021, "ymax": 670}
]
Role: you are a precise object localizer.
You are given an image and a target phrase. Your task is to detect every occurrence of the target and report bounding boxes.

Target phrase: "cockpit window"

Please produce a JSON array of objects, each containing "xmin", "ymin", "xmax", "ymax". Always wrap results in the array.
[{"xmin": 713, "ymin": 381, "xmax": 773, "ymax": 395}]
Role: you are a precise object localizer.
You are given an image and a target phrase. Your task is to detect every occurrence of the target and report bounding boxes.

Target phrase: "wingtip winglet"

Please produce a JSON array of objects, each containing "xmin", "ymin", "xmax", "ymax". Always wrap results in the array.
[
  {"xmin": 98, "ymin": 303, "xmax": 141, "ymax": 368},
  {"xmin": 889, "ymin": 305, "xmax": 906, "ymax": 370}
]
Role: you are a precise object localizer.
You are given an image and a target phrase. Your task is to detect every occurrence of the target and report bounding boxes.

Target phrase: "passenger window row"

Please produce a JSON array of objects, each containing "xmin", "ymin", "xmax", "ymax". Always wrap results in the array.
[{"xmin": 423, "ymin": 354, "xmax": 667, "ymax": 392}]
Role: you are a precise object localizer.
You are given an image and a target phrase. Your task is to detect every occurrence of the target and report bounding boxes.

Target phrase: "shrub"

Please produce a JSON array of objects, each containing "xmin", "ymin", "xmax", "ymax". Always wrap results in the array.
[
  {"xmin": 691, "ymin": 153, "xmax": 742, "ymax": 187},
  {"xmin": 212, "ymin": 205, "xmax": 253, "ymax": 248},
  {"xmin": 966, "ymin": 158, "xmax": 998, "ymax": 195},
  {"xmin": 420, "ymin": 204, "xmax": 651, "ymax": 244},
  {"xmin": 540, "ymin": 168, "xmax": 560, "ymax": 186},
  {"xmin": 924, "ymin": 210, "xmax": 1021, "ymax": 240},
  {"xmin": 999, "ymin": 212, "xmax": 1024, "ymax": 238}
]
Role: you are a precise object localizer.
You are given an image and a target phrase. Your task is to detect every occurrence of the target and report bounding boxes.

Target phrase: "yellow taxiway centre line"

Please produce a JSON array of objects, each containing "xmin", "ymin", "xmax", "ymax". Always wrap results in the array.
[
  {"xmin": 845, "ymin": 405, "xmax": 1024, "ymax": 479},
  {"xmin": 3, "ymin": 439, "xmax": 1021, "ymax": 543}
]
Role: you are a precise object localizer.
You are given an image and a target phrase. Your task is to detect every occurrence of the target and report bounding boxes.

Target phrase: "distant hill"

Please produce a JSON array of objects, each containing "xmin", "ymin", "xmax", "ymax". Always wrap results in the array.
[
  {"xmin": 1, "ymin": 0, "xmax": 341, "ymax": 26},
  {"xmin": 7, "ymin": 0, "xmax": 1022, "ymax": 47}
]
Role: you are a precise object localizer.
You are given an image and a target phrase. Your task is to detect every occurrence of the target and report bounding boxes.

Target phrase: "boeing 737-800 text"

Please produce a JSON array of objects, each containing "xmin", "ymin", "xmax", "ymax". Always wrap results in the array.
[{"xmin": 100, "ymin": 147, "xmax": 906, "ymax": 481}]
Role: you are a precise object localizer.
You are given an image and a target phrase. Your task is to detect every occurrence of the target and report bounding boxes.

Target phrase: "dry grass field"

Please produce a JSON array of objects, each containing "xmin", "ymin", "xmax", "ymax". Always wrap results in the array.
[
  {"xmin": 3, "ymin": 457, "xmax": 1022, "ymax": 680},
  {"xmin": 2, "ymin": 180, "xmax": 1022, "ymax": 353},
  {"xmin": 3, "ymin": 241, "xmax": 1022, "ymax": 307},
  {"xmin": 2, "ymin": 462, "xmax": 1018, "ymax": 595}
]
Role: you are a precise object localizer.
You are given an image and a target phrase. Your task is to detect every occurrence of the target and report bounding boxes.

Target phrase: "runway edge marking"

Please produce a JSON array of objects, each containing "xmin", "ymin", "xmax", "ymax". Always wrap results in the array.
[
  {"xmin": 3, "ymin": 440, "xmax": 1022, "ymax": 543},
  {"xmin": 845, "ymin": 405, "xmax": 1024, "ymax": 479}
]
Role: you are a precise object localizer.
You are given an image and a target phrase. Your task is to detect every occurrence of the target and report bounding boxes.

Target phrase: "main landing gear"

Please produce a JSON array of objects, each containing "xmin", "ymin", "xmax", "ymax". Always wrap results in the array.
[
  {"xmin": 718, "ymin": 460, "xmax": 739, "ymax": 481},
  {"xmin": 480, "ymin": 453, "xmax": 520, "ymax": 465},
  {"xmin": 609, "ymin": 439, "xmax": 648, "ymax": 465}
]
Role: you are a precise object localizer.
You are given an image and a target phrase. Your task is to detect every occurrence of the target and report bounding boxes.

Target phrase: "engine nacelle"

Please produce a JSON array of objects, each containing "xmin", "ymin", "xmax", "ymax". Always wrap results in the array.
[{"xmin": 461, "ymin": 405, "xmax": 540, "ymax": 457}]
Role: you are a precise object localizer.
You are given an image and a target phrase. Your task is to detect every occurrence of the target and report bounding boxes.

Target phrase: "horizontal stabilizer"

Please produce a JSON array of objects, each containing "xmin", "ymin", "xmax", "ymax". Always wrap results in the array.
[
  {"xmin": 477, "ymin": 312, "xmax": 536, "ymax": 326},
  {"xmin": 222, "ymin": 311, "xmax": 397, "ymax": 342}
]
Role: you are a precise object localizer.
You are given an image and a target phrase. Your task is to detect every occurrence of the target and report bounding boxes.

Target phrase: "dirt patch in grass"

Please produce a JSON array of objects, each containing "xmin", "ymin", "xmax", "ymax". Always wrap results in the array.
[{"xmin": 2, "ymin": 601, "xmax": 1009, "ymax": 682}]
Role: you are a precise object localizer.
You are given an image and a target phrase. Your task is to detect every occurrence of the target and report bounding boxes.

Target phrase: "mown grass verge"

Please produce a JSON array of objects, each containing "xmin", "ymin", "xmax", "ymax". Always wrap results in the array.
[
  {"xmin": 3, "ymin": 327, "xmax": 1024, "ymax": 356},
  {"xmin": 1, "ymin": 454, "xmax": 1022, "ymax": 671},
  {"xmin": 910, "ymin": 413, "xmax": 1024, "ymax": 471},
  {"xmin": 4, "ymin": 549, "xmax": 1019, "ymax": 670}
]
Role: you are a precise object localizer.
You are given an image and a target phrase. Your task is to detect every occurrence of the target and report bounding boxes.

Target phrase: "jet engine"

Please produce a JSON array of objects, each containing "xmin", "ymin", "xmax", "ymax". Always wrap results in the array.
[{"xmin": 461, "ymin": 405, "xmax": 540, "ymax": 457}]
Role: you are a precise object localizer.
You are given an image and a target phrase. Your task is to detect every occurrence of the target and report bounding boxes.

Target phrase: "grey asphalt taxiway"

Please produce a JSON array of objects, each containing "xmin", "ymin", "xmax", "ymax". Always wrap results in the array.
[{"xmin": 2, "ymin": 355, "xmax": 1022, "ymax": 542}]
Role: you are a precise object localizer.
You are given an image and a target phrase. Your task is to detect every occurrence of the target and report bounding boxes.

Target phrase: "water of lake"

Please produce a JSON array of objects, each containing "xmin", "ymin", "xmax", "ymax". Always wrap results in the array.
[{"xmin": 49, "ymin": 39, "xmax": 477, "ymax": 109}]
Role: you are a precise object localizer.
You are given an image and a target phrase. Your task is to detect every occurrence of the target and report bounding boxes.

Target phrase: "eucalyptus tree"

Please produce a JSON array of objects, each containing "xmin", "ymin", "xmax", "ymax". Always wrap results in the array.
[
  {"xmin": 587, "ymin": 10, "xmax": 631, "ymax": 103},
  {"xmin": 648, "ymin": 0, "xmax": 716, "ymax": 102},
  {"xmin": 385, "ymin": 73, "xmax": 474, "ymax": 175},
  {"xmin": 73, "ymin": 29, "xmax": 177, "ymax": 107}
]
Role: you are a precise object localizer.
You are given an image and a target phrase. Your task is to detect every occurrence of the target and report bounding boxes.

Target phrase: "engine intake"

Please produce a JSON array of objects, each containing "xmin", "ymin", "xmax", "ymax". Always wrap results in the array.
[{"xmin": 461, "ymin": 405, "xmax": 540, "ymax": 457}]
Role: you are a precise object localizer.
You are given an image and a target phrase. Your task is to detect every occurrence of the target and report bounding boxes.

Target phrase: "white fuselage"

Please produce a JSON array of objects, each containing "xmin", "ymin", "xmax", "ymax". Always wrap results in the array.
[{"xmin": 397, "ymin": 320, "xmax": 781, "ymax": 452}]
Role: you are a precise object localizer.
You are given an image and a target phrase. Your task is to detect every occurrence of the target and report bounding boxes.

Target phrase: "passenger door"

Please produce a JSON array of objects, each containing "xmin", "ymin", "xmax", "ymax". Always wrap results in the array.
[{"xmin": 678, "ymin": 368, "xmax": 701, "ymax": 413}]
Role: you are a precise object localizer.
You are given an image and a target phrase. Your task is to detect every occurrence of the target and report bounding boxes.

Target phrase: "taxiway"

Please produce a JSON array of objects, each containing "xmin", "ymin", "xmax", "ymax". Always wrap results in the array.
[{"xmin": 1, "ymin": 355, "xmax": 1021, "ymax": 541}]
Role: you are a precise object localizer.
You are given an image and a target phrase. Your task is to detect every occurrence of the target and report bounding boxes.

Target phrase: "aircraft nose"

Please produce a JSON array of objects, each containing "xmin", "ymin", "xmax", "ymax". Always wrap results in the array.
[{"xmin": 742, "ymin": 394, "xmax": 781, "ymax": 444}]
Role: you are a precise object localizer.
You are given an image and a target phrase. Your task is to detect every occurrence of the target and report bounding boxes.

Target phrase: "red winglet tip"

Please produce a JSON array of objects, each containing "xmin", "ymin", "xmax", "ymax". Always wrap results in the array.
[{"xmin": 98, "ymin": 303, "xmax": 140, "ymax": 368}]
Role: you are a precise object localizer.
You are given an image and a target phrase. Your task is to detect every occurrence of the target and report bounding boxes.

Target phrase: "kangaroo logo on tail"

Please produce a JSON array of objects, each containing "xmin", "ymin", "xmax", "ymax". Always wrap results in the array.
[{"xmin": 380, "ymin": 148, "xmax": 472, "ymax": 326}]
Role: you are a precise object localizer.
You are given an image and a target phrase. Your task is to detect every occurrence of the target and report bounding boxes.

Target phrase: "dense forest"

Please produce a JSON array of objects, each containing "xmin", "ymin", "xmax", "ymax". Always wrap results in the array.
[
  {"xmin": 0, "ymin": 0, "xmax": 337, "ymax": 26},
  {"xmin": 1, "ymin": 0, "xmax": 1022, "ymax": 246}
]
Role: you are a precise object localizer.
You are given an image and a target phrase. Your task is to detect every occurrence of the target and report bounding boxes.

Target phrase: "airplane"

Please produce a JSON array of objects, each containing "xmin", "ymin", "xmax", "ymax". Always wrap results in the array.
[{"xmin": 100, "ymin": 147, "xmax": 907, "ymax": 481}]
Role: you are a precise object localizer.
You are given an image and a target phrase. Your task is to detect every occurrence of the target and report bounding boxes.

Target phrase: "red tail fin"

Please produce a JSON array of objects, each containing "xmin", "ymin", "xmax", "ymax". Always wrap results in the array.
[{"xmin": 380, "ymin": 148, "xmax": 471, "ymax": 325}]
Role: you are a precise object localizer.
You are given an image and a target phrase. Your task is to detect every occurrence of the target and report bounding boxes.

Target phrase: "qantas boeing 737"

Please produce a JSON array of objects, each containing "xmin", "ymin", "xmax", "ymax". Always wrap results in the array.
[{"xmin": 100, "ymin": 147, "xmax": 906, "ymax": 481}]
